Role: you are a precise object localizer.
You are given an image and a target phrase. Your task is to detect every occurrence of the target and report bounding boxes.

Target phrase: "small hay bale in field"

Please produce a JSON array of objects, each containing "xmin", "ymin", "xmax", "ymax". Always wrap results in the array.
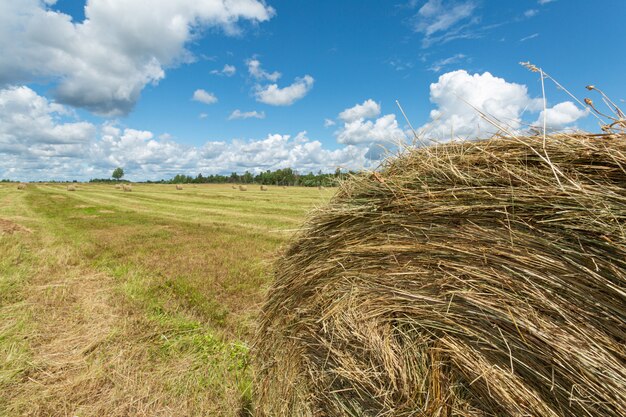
[
  {"xmin": 17, "ymin": 183, "xmax": 27, "ymax": 190},
  {"xmin": 255, "ymin": 133, "xmax": 626, "ymax": 417},
  {"xmin": 122, "ymin": 184, "xmax": 132, "ymax": 192},
  {"xmin": 239, "ymin": 185, "xmax": 248, "ymax": 191},
  {"xmin": 232, "ymin": 185, "xmax": 238, "ymax": 189},
  {"xmin": 260, "ymin": 185, "xmax": 268, "ymax": 191},
  {"xmin": 67, "ymin": 185, "xmax": 76, "ymax": 191},
  {"xmin": 176, "ymin": 184, "xmax": 183, "ymax": 190},
  {"xmin": 115, "ymin": 184, "xmax": 122, "ymax": 190}
]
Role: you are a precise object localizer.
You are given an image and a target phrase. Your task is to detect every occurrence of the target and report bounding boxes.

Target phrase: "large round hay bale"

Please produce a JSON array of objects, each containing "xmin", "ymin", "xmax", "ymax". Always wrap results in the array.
[
  {"xmin": 67, "ymin": 184, "xmax": 76, "ymax": 191},
  {"xmin": 239, "ymin": 185, "xmax": 248, "ymax": 191},
  {"xmin": 255, "ymin": 134, "xmax": 626, "ymax": 417},
  {"xmin": 176, "ymin": 184, "xmax": 183, "ymax": 190},
  {"xmin": 16, "ymin": 183, "xmax": 27, "ymax": 190},
  {"xmin": 122, "ymin": 184, "xmax": 132, "ymax": 192},
  {"xmin": 260, "ymin": 185, "xmax": 268, "ymax": 191}
]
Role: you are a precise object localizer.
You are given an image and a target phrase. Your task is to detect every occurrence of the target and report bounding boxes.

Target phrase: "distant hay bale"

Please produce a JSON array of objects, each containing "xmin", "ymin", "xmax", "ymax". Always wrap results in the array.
[
  {"xmin": 176, "ymin": 184, "xmax": 183, "ymax": 190},
  {"xmin": 232, "ymin": 185, "xmax": 238, "ymax": 189},
  {"xmin": 67, "ymin": 185, "xmax": 76, "ymax": 191},
  {"xmin": 122, "ymin": 184, "xmax": 132, "ymax": 192},
  {"xmin": 260, "ymin": 185, "xmax": 268, "ymax": 191},
  {"xmin": 282, "ymin": 186, "xmax": 287, "ymax": 189},
  {"xmin": 239, "ymin": 185, "xmax": 248, "ymax": 191},
  {"xmin": 318, "ymin": 185, "xmax": 324, "ymax": 190},
  {"xmin": 255, "ymin": 133, "xmax": 626, "ymax": 417},
  {"xmin": 16, "ymin": 183, "xmax": 27, "ymax": 190},
  {"xmin": 115, "ymin": 184, "xmax": 122, "ymax": 189}
]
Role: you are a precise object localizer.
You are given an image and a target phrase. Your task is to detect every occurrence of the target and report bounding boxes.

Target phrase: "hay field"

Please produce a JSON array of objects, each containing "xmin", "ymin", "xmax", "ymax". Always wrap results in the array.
[{"xmin": 0, "ymin": 183, "xmax": 332, "ymax": 416}]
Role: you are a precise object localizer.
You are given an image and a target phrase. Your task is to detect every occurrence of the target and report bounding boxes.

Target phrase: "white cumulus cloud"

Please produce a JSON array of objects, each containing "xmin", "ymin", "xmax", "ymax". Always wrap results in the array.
[
  {"xmin": 192, "ymin": 89, "xmax": 218, "ymax": 105},
  {"xmin": 246, "ymin": 58, "xmax": 281, "ymax": 81},
  {"xmin": 0, "ymin": 0, "xmax": 274, "ymax": 115},
  {"xmin": 255, "ymin": 75, "xmax": 314, "ymax": 106},
  {"xmin": 418, "ymin": 70, "xmax": 588, "ymax": 140},
  {"xmin": 533, "ymin": 101, "xmax": 589, "ymax": 130},
  {"xmin": 338, "ymin": 99, "xmax": 381, "ymax": 122},
  {"xmin": 0, "ymin": 86, "xmax": 375, "ymax": 181}
]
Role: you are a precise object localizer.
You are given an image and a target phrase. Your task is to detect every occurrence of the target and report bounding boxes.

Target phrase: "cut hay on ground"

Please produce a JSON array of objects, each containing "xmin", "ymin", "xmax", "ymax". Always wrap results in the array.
[
  {"xmin": 255, "ymin": 133, "xmax": 626, "ymax": 417},
  {"xmin": 67, "ymin": 185, "xmax": 76, "ymax": 191},
  {"xmin": 17, "ymin": 183, "xmax": 27, "ymax": 190},
  {"xmin": 115, "ymin": 184, "xmax": 122, "ymax": 189},
  {"xmin": 260, "ymin": 185, "xmax": 268, "ymax": 191},
  {"xmin": 176, "ymin": 184, "xmax": 183, "ymax": 190},
  {"xmin": 239, "ymin": 185, "xmax": 248, "ymax": 191}
]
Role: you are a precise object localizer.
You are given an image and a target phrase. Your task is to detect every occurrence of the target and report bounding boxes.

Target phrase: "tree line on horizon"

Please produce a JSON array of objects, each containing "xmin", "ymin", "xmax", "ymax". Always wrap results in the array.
[{"xmin": 87, "ymin": 167, "xmax": 353, "ymax": 187}]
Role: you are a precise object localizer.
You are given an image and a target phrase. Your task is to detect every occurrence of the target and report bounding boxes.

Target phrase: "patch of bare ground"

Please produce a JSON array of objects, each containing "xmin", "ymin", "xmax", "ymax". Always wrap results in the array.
[{"xmin": 0, "ymin": 219, "xmax": 32, "ymax": 235}]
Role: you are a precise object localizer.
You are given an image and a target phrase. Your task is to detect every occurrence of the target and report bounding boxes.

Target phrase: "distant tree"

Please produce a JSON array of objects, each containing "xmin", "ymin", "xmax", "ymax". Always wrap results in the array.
[{"xmin": 112, "ymin": 167, "xmax": 124, "ymax": 181}]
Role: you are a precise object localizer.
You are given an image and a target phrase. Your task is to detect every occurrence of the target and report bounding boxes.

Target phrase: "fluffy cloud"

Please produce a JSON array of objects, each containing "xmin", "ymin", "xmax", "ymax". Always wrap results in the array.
[
  {"xmin": 211, "ymin": 64, "xmax": 236, "ymax": 77},
  {"xmin": 333, "ymin": 100, "xmax": 407, "ymax": 159},
  {"xmin": 338, "ymin": 99, "xmax": 381, "ymax": 122},
  {"xmin": 228, "ymin": 109, "xmax": 266, "ymax": 120},
  {"xmin": 192, "ymin": 89, "xmax": 218, "ymax": 104},
  {"xmin": 418, "ymin": 70, "xmax": 588, "ymax": 140},
  {"xmin": 0, "ymin": 0, "xmax": 274, "ymax": 115},
  {"xmin": 246, "ymin": 58, "xmax": 282, "ymax": 82},
  {"xmin": 412, "ymin": 0, "xmax": 478, "ymax": 47},
  {"xmin": 533, "ymin": 101, "xmax": 589, "ymax": 130},
  {"xmin": 0, "ymin": 86, "xmax": 373, "ymax": 181},
  {"xmin": 255, "ymin": 75, "xmax": 314, "ymax": 106},
  {"xmin": 0, "ymin": 86, "xmax": 95, "ymax": 149}
]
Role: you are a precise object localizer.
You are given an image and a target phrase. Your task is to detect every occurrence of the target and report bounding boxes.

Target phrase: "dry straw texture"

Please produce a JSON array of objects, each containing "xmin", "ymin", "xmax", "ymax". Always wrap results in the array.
[
  {"xmin": 176, "ymin": 184, "xmax": 183, "ymax": 190},
  {"xmin": 122, "ymin": 184, "xmax": 132, "ymax": 192},
  {"xmin": 115, "ymin": 184, "xmax": 122, "ymax": 189},
  {"xmin": 239, "ymin": 185, "xmax": 248, "ymax": 191},
  {"xmin": 261, "ymin": 185, "xmax": 268, "ymax": 191},
  {"xmin": 17, "ymin": 183, "xmax": 27, "ymax": 190},
  {"xmin": 67, "ymin": 185, "xmax": 76, "ymax": 191},
  {"xmin": 255, "ymin": 133, "xmax": 626, "ymax": 417}
]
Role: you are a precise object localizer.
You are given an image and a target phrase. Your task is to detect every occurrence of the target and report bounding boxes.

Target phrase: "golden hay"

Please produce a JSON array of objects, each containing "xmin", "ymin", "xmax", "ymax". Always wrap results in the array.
[
  {"xmin": 176, "ymin": 184, "xmax": 183, "ymax": 190},
  {"xmin": 260, "ymin": 185, "xmax": 268, "ymax": 191},
  {"xmin": 67, "ymin": 185, "xmax": 77, "ymax": 191},
  {"xmin": 115, "ymin": 184, "xmax": 122, "ymax": 189},
  {"xmin": 239, "ymin": 185, "xmax": 248, "ymax": 191},
  {"xmin": 122, "ymin": 184, "xmax": 132, "ymax": 192},
  {"xmin": 255, "ymin": 133, "xmax": 626, "ymax": 417},
  {"xmin": 232, "ymin": 185, "xmax": 238, "ymax": 189},
  {"xmin": 17, "ymin": 183, "xmax": 27, "ymax": 190}
]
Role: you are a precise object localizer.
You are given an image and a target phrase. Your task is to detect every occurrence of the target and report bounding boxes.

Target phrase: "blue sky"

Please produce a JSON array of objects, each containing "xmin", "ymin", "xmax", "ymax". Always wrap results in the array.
[{"xmin": 1, "ymin": 0, "xmax": 624, "ymax": 181}]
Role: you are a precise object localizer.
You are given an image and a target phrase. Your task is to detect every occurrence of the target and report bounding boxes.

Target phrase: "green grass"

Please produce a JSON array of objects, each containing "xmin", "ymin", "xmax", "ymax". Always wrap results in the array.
[{"xmin": 0, "ymin": 183, "xmax": 332, "ymax": 416}]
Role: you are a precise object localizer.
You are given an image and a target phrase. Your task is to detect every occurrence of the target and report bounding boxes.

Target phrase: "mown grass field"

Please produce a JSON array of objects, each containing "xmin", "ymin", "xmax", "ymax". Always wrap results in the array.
[{"xmin": 0, "ymin": 183, "xmax": 333, "ymax": 416}]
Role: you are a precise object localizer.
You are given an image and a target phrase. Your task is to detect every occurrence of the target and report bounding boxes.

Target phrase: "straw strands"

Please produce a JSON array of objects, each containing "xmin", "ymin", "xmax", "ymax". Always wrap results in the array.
[{"xmin": 254, "ymin": 133, "xmax": 626, "ymax": 417}]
